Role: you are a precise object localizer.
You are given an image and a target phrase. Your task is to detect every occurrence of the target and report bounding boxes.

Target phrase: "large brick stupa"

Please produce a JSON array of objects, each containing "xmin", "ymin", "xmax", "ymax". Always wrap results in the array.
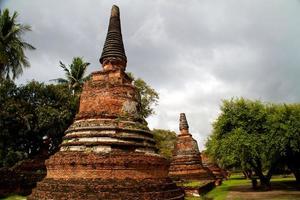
[
  {"xmin": 169, "ymin": 113, "xmax": 215, "ymax": 181},
  {"xmin": 28, "ymin": 5, "xmax": 184, "ymax": 200}
]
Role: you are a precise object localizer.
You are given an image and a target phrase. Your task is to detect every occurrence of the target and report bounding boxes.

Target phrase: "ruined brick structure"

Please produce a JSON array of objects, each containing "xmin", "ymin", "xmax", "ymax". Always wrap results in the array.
[
  {"xmin": 0, "ymin": 156, "xmax": 47, "ymax": 197},
  {"xmin": 0, "ymin": 134, "xmax": 50, "ymax": 197},
  {"xmin": 28, "ymin": 5, "xmax": 184, "ymax": 200},
  {"xmin": 201, "ymin": 152, "xmax": 227, "ymax": 180},
  {"xmin": 169, "ymin": 113, "xmax": 215, "ymax": 181}
]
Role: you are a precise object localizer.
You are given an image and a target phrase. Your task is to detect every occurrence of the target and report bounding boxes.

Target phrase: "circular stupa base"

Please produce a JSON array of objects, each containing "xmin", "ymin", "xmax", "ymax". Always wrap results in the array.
[
  {"xmin": 28, "ymin": 152, "xmax": 184, "ymax": 200},
  {"xmin": 28, "ymin": 178, "xmax": 184, "ymax": 200}
]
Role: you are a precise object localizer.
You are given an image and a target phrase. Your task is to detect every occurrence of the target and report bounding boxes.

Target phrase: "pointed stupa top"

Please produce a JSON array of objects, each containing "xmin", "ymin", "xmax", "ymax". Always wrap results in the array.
[
  {"xmin": 179, "ymin": 113, "xmax": 189, "ymax": 131},
  {"xmin": 100, "ymin": 5, "xmax": 127, "ymax": 65}
]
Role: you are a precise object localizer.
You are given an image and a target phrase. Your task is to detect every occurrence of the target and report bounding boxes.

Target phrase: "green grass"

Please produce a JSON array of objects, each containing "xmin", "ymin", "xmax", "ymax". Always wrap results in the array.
[
  {"xmin": 204, "ymin": 177, "xmax": 250, "ymax": 200},
  {"xmin": 228, "ymin": 173, "xmax": 245, "ymax": 179},
  {"xmin": 185, "ymin": 196, "xmax": 201, "ymax": 200},
  {"xmin": 271, "ymin": 175, "xmax": 296, "ymax": 182},
  {"xmin": 0, "ymin": 195, "xmax": 26, "ymax": 200},
  {"xmin": 203, "ymin": 175, "xmax": 297, "ymax": 200},
  {"xmin": 178, "ymin": 180, "xmax": 206, "ymax": 188}
]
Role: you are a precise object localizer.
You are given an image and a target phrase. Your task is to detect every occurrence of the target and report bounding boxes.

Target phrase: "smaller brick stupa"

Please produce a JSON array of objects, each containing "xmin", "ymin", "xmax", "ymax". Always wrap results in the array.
[
  {"xmin": 201, "ymin": 152, "xmax": 227, "ymax": 180},
  {"xmin": 169, "ymin": 113, "xmax": 215, "ymax": 181}
]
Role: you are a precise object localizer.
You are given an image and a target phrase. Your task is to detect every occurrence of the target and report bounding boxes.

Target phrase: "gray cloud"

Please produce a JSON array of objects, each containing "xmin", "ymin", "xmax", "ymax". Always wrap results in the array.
[{"xmin": 3, "ymin": 0, "xmax": 300, "ymax": 149}]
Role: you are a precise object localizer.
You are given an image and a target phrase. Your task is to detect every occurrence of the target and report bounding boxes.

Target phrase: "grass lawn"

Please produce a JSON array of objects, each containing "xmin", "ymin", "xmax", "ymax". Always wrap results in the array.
[
  {"xmin": 203, "ymin": 175, "xmax": 250, "ymax": 200},
  {"xmin": 0, "ymin": 195, "xmax": 26, "ymax": 200},
  {"xmin": 185, "ymin": 196, "xmax": 202, "ymax": 200},
  {"xmin": 177, "ymin": 180, "xmax": 207, "ymax": 188},
  {"xmin": 271, "ymin": 175, "xmax": 296, "ymax": 182},
  {"xmin": 203, "ymin": 174, "xmax": 299, "ymax": 200}
]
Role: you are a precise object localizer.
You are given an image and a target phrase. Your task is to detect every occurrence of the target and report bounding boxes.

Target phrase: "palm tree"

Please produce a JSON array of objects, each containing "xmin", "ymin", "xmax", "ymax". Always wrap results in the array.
[
  {"xmin": 53, "ymin": 57, "xmax": 90, "ymax": 94},
  {"xmin": 0, "ymin": 9, "xmax": 35, "ymax": 80}
]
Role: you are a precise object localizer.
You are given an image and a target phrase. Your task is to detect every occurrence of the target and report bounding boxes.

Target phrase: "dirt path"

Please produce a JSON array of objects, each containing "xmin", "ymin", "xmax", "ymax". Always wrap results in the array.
[{"xmin": 226, "ymin": 181, "xmax": 300, "ymax": 200}]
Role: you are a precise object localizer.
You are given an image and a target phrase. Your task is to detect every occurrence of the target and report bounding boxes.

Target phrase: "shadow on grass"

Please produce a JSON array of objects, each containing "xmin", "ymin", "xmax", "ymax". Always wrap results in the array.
[
  {"xmin": 228, "ymin": 177, "xmax": 246, "ymax": 180},
  {"xmin": 202, "ymin": 176, "xmax": 299, "ymax": 200},
  {"xmin": 229, "ymin": 180, "xmax": 300, "ymax": 193}
]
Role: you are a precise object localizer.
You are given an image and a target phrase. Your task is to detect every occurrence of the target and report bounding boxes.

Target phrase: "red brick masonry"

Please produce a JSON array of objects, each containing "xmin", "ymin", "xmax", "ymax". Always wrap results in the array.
[
  {"xmin": 28, "ymin": 5, "xmax": 184, "ymax": 199},
  {"xmin": 169, "ymin": 114, "xmax": 215, "ymax": 181}
]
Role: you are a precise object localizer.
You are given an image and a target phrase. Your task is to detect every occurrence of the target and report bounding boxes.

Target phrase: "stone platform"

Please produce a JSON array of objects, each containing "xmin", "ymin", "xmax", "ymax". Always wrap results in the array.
[{"xmin": 29, "ymin": 152, "xmax": 183, "ymax": 200}]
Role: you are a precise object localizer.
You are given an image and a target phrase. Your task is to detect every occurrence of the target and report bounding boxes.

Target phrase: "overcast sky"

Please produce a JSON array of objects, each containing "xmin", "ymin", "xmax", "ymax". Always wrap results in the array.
[{"xmin": 2, "ymin": 0, "xmax": 300, "ymax": 149}]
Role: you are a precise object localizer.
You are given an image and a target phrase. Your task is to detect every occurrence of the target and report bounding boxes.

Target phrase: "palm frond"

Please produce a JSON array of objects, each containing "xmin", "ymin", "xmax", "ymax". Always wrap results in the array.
[
  {"xmin": 0, "ymin": 8, "xmax": 35, "ymax": 80},
  {"xmin": 59, "ymin": 61, "xmax": 71, "ymax": 75},
  {"xmin": 21, "ymin": 41, "xmax": 36, "ymax": 50},
  {"xmin": 50, "ymin": 78, "xmax": 68, "ymax": 84}
]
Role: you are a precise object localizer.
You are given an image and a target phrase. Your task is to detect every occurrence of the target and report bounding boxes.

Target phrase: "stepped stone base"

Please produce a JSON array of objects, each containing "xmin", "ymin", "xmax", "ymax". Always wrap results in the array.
[
  {"xmin": 208, "ymin": 165, "xmax": 225, "ymax": 180},
  {"xmin": 28, "ymin": 178, "xmax": 184, "ymax": 200},
  {"xmin": 201, "ymin": 153, "xmax": 226, "ymax": 180},
  {"xmin": 28, "ymin": 152, "xmax": 184, "ymax": 200},
  {"xmin": 169, "ymin": 156, "xmax": 215, "ymax": 181}
]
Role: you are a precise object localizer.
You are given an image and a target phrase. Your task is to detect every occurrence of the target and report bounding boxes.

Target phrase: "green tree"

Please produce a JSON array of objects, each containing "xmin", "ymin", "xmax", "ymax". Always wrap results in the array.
[
  {"xmin": 266, "ymin": 104, "xmax": 300, "ymax": 183},
  {"xmin": 127, "ymin": 73, "xmax": 159, "ymax": 119},
  {"xmin": 152, "ymin": 129, "xmax": 177, "ymax": 159},
  {"xmin": 53, "ymin": 57, "xmax": 90, "ymax": 94},
  {"xmin": 206, "ymin": 98, "xmax": 282, "ymax": 187},
  {"xmin": 0, "ymin": 80, "xmax": 78, "ymax": 167},
  {"xmin": 0, "ymin": 9, "xmax": 35, "ymax": 80}
]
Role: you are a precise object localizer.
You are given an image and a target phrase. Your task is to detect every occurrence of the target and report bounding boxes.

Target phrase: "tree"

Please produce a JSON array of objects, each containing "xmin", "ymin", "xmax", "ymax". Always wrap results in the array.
[
  {"xmin": 0, "ymin": 9, "xmax": 35, "ymax": 80},
  {"xmin": 152, "ymin": 129, "xmax": 177, "ymax": 159},
  {"xmin": 266, "ymin": 104, "xmax": 300, "ymax": 183},
  {"xmin": 127, "ymin": 73, "xmax": 159, "ymax": 119},
  {"xmin": 52, "ymin": 57, "xmax": 90, "ymax": 94},
  {"xmin": 206, "ymin": 98, "xmax": 300, "ymax": 187},
  {"xmin": 0, "ymin": 80, "xmax": 78, "ymax": 167}
]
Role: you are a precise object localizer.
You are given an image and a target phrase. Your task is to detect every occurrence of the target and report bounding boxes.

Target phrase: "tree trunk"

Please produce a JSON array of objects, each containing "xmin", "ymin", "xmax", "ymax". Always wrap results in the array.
[
  {"xmin": 0, "ymin": 62, "xmax": 4, "ymax": 81},
  {"xmin": 243, "ymin": 169, "xmax": 252, "ymax": 179},
  {"xmin": 286, "ymin": 155, "xmax": 300, "ymax": 184},
  {"xmin": 243, "ymin": 171, "xmax": 247, "ymax": 179},
  {"xmin": 250, "ymin": 161, "xmax": 271, "ymax": 189},
  {"xmin": 253, "ymin": 169, "xmax": 271, "ymax": 189},
  {"xmin": 259, "ymin": 175, "xmax": 271, "ymax": 189},
  {"xmin": 293, "ymin": 170, "xmax": 300, "ymax": 183}
]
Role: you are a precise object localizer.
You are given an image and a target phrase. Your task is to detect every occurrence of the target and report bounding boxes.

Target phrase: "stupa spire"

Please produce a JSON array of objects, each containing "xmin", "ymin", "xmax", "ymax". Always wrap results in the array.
[
  {"xmin": 179, "ymin": 113, "xmax": 189, "ymax": 134},
  {"xmin": 100, "ymin": 5, "xmax": 127, "ymax": 68}
]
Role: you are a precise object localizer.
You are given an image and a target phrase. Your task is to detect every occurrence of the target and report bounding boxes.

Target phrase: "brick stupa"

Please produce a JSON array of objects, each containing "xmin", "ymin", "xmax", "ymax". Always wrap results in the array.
[
  {"xmin": 201, "ymin": 152, "xmax": 226, "ymax": 180},
  {"xmin": 169, "ymin": 113, "xmax": 215, "ymax": 181},
  {"xmin": 29, "ymin": 5, "xmax": 184, "ymax": 200}
]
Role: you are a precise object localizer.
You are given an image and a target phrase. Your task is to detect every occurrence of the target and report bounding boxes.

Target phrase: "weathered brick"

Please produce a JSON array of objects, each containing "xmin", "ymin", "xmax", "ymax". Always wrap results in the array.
[
  {"xmin": 28, "ymin": 5, "xmax": 184, "ymax": 200},
  {"xmin": 169, "ymin": 113, "xmax": 215, "ymax": 181}
]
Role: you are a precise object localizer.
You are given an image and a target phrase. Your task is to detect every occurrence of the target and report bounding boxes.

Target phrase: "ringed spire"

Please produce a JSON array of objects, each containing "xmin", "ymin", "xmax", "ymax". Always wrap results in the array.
[
  {"xmin": 179, "ymin": 113, "xmax": 189, "ymax": 131},
  {"xmin": 100, "ymin": 5, "xmax": 127, "ymax": 66}
]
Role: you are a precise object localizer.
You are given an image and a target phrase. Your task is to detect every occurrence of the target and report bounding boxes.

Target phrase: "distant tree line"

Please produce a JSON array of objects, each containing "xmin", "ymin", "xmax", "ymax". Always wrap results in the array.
[
  {"xmin": 0, "ymin": 80, "xmax": 78, "ymax": 167},
  {"xmin": 152, "ymin": 129, "xmax": 177, "ymax": 159},
  {"xmin": 206, "ymin": 98, "xmax": 300, "ymax": 187}
]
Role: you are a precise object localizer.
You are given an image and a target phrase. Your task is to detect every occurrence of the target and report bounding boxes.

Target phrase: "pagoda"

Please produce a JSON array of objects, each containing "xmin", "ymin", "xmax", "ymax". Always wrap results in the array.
[
  {"xmin": 201, "ymin": 152, "xmax": 227, "ymax": 180},
  {"xmin": 169, "ymin": 113, "xmax": 215, "ymax": 181},
  {"xmin": 28, "ymin": 5, "xmax": 184, "ymax": 200}
]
